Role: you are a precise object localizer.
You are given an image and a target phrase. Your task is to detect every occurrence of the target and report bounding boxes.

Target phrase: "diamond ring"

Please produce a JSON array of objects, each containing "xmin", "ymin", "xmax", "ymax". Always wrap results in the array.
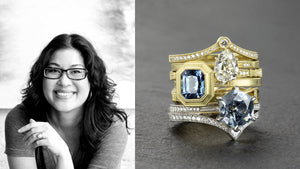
[
  {"xmin": 37, "ymin": 133, "xmax": 44, "ymax": 139},
  {"xmin": 168, "ymin": 36, "xmax": 262, "ymax": 140}
]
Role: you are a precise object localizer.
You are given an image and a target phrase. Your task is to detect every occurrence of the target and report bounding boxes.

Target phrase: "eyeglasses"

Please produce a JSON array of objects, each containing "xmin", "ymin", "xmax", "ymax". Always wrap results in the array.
[{"xmin": 44, "ymin": 67, "xmax": 88, "ymax": 80}]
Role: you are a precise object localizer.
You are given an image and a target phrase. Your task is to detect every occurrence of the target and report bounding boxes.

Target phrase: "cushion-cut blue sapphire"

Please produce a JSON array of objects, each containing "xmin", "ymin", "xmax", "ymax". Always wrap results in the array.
[{"xmin": 181, "ymin": 70, "xmax": 205, "ymax": 99}]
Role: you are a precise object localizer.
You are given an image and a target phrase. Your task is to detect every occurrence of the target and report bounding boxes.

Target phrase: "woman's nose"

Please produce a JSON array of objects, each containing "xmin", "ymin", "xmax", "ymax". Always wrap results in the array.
[{"xmin": 57, "ymin": 72, "xmax": 72, "ymax": 86}]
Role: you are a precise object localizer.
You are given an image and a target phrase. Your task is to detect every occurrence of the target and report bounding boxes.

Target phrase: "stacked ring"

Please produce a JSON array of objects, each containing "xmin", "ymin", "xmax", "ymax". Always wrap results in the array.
[{"xmin": 168, "ymin": 36, "xmax": 262, "ymax": 140}]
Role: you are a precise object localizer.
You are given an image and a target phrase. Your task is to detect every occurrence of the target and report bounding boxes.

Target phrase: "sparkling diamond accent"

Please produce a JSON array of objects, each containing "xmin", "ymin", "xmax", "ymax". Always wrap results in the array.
[
  {"xmin": 220, "ymin": 39, "xmax": 229, "ymax": 48},
  {"xmin": 243, "ymin": 63, "xmax": 250, "ymax": 67},
  {"xmin": 214, "ymin": 49, "xmax": 239, "ymax": 83}
]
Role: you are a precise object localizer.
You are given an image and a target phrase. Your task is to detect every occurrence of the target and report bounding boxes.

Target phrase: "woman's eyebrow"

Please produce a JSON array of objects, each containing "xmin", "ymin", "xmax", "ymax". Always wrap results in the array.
[
  {"xmin": 47, "ymin": 63, "xmax": 85, "ymax": 67},
  {"xmin": 70, "ymin": 64, "xmax": 85, "ymax": 67},
  {"xmin": 48, "ymin": 63, "xmax": 60, "ymax": 67}
]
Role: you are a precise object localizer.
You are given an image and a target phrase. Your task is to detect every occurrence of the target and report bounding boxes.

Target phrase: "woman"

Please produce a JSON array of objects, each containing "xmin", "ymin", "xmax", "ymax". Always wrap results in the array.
[{"xmin": 5, "ymin": 34, "xmax": 129, "ymax": 169}]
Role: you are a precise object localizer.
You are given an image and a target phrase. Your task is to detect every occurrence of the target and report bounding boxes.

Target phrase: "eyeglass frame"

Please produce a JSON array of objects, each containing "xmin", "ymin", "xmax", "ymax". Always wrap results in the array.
[{"xmin": 43, "ymin": 67, "xmax": 89, "ymax": 80}]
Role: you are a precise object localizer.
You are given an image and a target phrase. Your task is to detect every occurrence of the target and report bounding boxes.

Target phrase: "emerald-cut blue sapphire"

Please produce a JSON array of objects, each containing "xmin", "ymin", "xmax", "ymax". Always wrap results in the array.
[
  {"xmin": 181, "ymin": 70, "xmax": 205, "ymax": 99},
  {"xmin": 218, "ymin": 88, "xmax": 254, "ymax": 129}
]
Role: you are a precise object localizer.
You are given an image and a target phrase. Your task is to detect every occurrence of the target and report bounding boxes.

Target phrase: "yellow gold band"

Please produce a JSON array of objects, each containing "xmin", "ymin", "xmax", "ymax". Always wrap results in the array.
[
  {"xmin": 170, "ymin": 68, "xmax": 262, "ymax": 80},
  {"xmin": 172, "ymin": 87, "xmax": 260, "ymax": 106},
  {"xmin": 214, "ymin": 78, "xmax": 261, "ymax": 87},
  {"xmin": 169, "ymin": 36, "xmax": 258, "ymax": 63},
  {"xmin": 171, "ymin": 60, "xmax": 260, "ymax": 71}
]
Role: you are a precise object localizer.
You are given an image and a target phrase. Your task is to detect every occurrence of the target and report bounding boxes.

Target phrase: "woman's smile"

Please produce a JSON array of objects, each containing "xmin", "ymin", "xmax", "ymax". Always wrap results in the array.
[{"xmin": 54, "ymin": 90, "xmax": 76, "ymax": 99}]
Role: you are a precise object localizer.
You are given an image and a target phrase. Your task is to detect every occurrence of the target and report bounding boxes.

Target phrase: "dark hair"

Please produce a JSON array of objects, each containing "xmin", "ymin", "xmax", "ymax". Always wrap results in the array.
[{"xmin": 22, "ymin": 34, "xmax": 128, "ymax": 166}]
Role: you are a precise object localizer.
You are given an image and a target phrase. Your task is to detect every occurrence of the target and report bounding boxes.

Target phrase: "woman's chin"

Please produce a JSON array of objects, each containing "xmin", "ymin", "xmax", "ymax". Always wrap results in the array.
[{"xmin": 51, "ymin": 104, "xmax": 82, "ymax": 114}]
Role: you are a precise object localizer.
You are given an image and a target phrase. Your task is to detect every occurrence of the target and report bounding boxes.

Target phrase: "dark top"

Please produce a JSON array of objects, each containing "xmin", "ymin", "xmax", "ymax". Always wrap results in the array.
[{"xmin": 5, "ymin": 104, "xmax": 128, "ymax": 169}]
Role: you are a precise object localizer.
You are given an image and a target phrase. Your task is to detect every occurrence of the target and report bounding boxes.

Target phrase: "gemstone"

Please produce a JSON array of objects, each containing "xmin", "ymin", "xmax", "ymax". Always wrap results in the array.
[
  {"xmin": 214, "ymin": 49, "xmax": 239, "ymax": 83},
  {"xmin": 218, "ymin": 87, "xmax": 255, "ymax": 129},
  {"xmin": 220, "ymin": 39, "xmax": 229, "ymax": 48},
  {"xmin": 181, "ymin": 70, "xmax": 205, "ymax": 99}
]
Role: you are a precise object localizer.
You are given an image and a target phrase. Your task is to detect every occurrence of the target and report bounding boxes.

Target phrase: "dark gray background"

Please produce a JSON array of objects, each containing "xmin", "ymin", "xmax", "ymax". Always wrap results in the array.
[{"xmin": 136, "ymin": 0, "xmax": 300, "ymax": 169}]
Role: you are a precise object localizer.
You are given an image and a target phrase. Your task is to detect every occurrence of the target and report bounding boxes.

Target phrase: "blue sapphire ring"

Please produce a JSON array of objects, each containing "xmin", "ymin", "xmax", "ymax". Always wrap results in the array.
[
  {"xmin": 169, "ymin": 87, "xmax": 260, "ymax": 140},
  {"xmin": 168, "ymin": 36, "xmax": 262, "ymax": 140}
]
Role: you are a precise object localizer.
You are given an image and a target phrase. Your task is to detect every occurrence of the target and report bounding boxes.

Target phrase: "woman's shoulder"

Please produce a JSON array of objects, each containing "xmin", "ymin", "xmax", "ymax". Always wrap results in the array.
[
  {"xmin": 5, "ymin": 104, "xmax": 30, "ymax": 127},
  {"xmin": 110, "ymin": 115, "xmax": 127, "ymax": 130},
  {"xmin": 89, "ymin": 115, "xmax": 128, "ymax": 168},
  {"xmin": 102, "ymin": 115, "xmax": 128, "ymax": 138}
]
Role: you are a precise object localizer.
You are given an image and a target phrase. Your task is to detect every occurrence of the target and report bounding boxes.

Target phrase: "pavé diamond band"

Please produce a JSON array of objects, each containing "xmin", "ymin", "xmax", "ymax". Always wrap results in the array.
[
  {"xmin": 169, "ymin": 111, "xmax": 260, "ymax": 140},
  {"xmin": 169, "ymin": 102, "xmax": 260, "ymax": 115},
  {"xmin": 168, "ymin": 36, "xmax": 262, "ymax": 140}
]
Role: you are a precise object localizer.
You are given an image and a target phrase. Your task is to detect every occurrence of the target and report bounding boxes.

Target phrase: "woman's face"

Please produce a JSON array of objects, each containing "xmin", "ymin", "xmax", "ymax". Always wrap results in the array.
[{"xmin": 43, "ymin": 48, "xmax": 90, "ymax": 113}]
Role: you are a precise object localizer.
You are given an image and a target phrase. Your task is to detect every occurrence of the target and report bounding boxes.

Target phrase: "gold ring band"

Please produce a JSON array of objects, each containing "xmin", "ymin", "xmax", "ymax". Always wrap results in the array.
[
  {"xmin": 172, "ymin": 87, "xmax": 260, "ymax": 106},
  {"xmin": 169, "ymin": 36, "xmax": 258, "ymax": 63},
  {"xmin": 171, "ymin": 60, "xmax": 260, "ymax": 71},
  {"xmin": 170, "ymin": 69, "xmax": 262, "ymax": 80}
]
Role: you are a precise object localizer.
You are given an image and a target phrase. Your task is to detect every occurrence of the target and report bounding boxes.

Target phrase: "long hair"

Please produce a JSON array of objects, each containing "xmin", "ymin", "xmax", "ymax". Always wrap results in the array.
[{"xmin": 22, "ymin": 34, "xmax": 128, "ymax": 166}]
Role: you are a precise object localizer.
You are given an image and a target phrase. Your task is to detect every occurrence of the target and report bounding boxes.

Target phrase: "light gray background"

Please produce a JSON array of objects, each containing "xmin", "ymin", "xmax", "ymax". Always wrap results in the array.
[
  {"xmin": 0, "ymin": 1, "xmax": 135, "ymax": 168},
  {"xmin": 136, "ymin": 0, "xmax": 300, "ymax": 168}
]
